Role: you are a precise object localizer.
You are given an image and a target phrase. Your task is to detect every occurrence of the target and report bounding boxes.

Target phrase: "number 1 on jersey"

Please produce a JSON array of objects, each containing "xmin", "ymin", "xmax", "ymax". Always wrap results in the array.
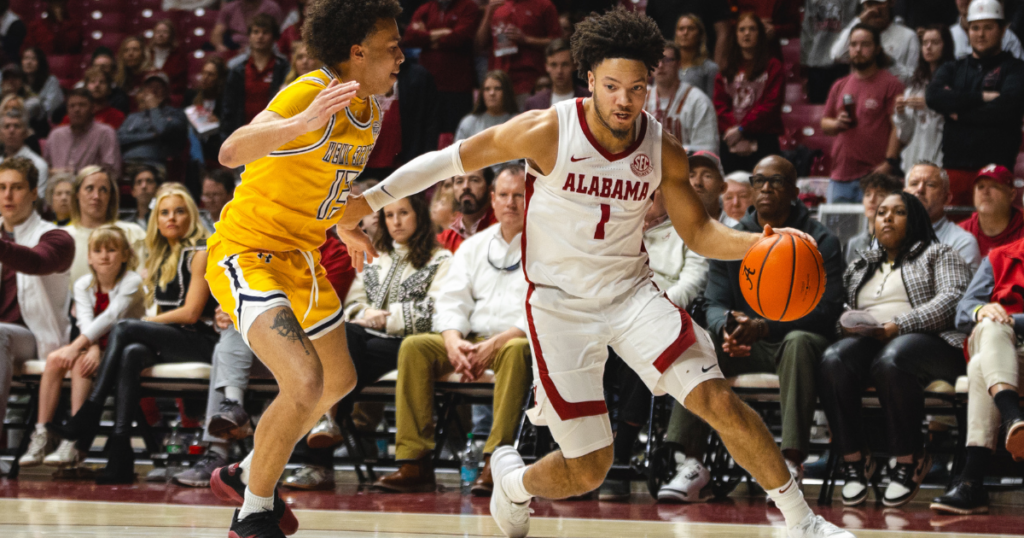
[{"xmin": 594, "ymin": 203, "xmax": 610, "ymax": 240}]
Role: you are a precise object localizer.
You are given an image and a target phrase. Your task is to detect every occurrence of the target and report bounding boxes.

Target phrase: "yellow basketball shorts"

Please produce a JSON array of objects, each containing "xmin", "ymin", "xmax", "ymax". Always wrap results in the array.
[{"xmin": 206, "ymin": 234, "xmax": 344, "ymax": 346}]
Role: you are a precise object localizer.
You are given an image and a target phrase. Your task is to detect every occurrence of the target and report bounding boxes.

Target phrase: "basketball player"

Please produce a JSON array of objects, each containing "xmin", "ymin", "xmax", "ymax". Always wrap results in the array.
[
  {"xmin": 203, "ymin": 0, "xmax": 402, "ymax": 536},
  {"xmin": 342, "ymin": 9, "xmax": 855, "ymax": 538}
]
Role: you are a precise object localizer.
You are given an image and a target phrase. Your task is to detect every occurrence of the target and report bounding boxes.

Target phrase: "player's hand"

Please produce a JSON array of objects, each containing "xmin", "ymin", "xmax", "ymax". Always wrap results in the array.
[
  {"xmin": 978, "ymin": 303, "xmax": 1013, "ymax": 324},
  {"xmin": 336, "ymin": 217, "xmax": 379, "ymax": 273},
  {"xmin": 762, "ymin": 225, "xmax": 818, "ymax": 249},
  {"xmin": 297, "ymin": 79, "xmax": 360, "ymax": 133}
]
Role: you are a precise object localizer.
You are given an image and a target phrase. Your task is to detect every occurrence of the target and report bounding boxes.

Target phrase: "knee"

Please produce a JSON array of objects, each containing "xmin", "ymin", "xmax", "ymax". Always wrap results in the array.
[
  {"xmin": 398, "ymin": 335, "xmax": 434, "ymax": 369},
  {"xmin": 283, "ymin": 366, "xmax": 325, "ymax": 410},
  {"xmin": 685, "ymin": 380, "xmax": 745, "ymax": 426},
  {"xmin": 566, "ymin": 445, "xmax": 614, "ymax": 492},
  {"xmin": 779, "ymin": 332, "xmax": 819, "ymax": 368},
  {"xmin": 818, "ymin": 344, "xmax": 848, "ymax": 382},
  {"xmin": 871, "ymin": 345, "xmax": 906, "ymax": 380}
]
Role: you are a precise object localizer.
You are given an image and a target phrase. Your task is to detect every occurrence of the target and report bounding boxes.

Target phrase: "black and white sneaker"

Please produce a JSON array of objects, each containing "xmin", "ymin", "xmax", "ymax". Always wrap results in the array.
[
  {"xmin": 210, "ymin": 463, "xmax": 298, "ymax": 535},
  {"xmin": 840, "ymin": 455, "xmax": 876, "ymax": 506},
  {"xmin": 883, "ymin": 453, "xmax": 932, "ymax": 507},
  {"xmin": 930, "ymin": 480, "xmax": 989, "ymax": 515},
  {"xmin": 208, "ymin": 399, "xmax": 253, "ymax": 440},
  {"xmin": 228, "ymin": 509, "xmax": 285, "ymax": 538}
]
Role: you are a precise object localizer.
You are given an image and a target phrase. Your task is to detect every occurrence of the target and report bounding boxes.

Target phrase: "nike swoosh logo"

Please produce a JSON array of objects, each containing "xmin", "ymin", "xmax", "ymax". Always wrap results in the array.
[
  {"xmin": 570, "ymin": 155, "xmax": 590, "ymax": 162},
  {"xmin": 779, "ymin": 483, "xmax": 792, "ymax": 494},
  {"xmin": 381, "ymin": 185, "xmax": 394, "ymax": 198},
  {"xmin": 701, "ymin": 364, "xmax": 716, "ymax": 373}
]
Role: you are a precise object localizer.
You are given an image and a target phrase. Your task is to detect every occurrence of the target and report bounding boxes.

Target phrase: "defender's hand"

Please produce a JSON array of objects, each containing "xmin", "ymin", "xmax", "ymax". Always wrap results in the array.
[{"xmin": 336, "ymin": 219, "xmax": 379, "ymax": 272}]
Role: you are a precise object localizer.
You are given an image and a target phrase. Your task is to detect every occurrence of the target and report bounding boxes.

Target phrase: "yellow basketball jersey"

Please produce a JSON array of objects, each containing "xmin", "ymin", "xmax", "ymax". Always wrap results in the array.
[{"xmin": 214, "ymin": 67, "xmax": 381, "ymax": 253}]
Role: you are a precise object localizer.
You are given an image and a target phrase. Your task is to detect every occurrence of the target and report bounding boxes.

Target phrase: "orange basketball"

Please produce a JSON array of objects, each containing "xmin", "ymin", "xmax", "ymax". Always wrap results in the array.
[{"xmin": 739, "ymin": 233, "xmax": 826, "ymax": 322}]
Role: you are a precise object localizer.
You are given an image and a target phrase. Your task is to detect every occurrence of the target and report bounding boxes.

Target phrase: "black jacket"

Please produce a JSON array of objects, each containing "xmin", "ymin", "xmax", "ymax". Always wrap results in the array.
[
  {"xmin": 703, "ymin": 201, "xmax": 846, "ymax": 341},
  {"xmin": 395, "ymin": 61, "xmax": 439, "ymax": 165},
  {"xmin": 219, "ymin": 51, "xmax": 289, "ymax": 140},
  {"xmin": 926, "ymin": 50, "xmax": 1024, "ymax": 170}
]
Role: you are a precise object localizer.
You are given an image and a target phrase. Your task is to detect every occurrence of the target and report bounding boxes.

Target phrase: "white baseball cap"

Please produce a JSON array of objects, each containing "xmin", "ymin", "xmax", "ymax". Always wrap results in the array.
[
  {"xmin": 725, "ymin": 171, "xmax": 752, "ymax": 185},
  {"xmin": 859, "ymin": 0, "xmax": 884, "ymax": 4},
  {"xmin": 968, "ymin": 0, "xmax": 1004, "ymax": 22}
]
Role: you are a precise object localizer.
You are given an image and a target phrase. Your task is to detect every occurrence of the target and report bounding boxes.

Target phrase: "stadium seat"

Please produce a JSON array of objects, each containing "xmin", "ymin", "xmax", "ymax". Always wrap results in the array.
[
  {"xmin": 780, "ymin": 37, "xmax": 801, "ymax": 81},
  {"xmin": 84, "ymin": 11, "xmax": 129, "ymax": 34},
  {"xmin": 84, "ymin": 31, "xmax": 128, "ymax": 53},
  {"xmin": 784, "ymin": 82, "xmax": 806, "ymax": 105},
  {"xmin": 88, "ymin": 0, "xmax": 132, "ymax": 12},
  {"xmin": 48, "ymin": 54, "xmax": 84, "ymax": 82},
  {"xmin": 186, "ymin": 50, "xmax": 207, "ymax": 80}
]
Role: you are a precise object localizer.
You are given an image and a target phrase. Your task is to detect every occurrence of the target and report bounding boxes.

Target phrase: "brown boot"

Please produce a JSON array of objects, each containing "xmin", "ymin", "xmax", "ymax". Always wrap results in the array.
[
  {"xmin": 373, "ymin": 458, "xmax": 436, "ymax": 493},
  {"xmin": 470, "ymin": 454, "xmax": 493, "ymax": 497}
]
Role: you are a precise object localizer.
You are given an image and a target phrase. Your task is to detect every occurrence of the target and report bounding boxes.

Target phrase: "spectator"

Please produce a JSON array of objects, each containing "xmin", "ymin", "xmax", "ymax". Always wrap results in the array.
[
  {"xmin": 0, "ymin": 0, "xmax": 24, "ymax": 65},
  {"xmin": 18, "ymin": 225, "xmax": 143, "ymax": 469},
  {"xmin": 455, "ymin": 70, "xmax": 517, "ymax": 143},
  {"xmin": 952, "ymin": 0, "xmax": 1024, "ymax": 59},
  {"xmin": 365, "ymin": 59, "xmax": 440, "ymax": 177},
  {"xmin": 199, "ymin": 168, "xmax": 235, "ymax": 232},
  {"xmin": 283, "ymin": 41, "xmax": 322, "ymax": 85},
  {"xmin": 644, "ymin": 188, "xmax": 709, "ymax": 310},
  {"xmin": 117, "ymin": 72, "xmax": 189, "ymax": 167},
  {"xmin": 646, "ymin": 0, "xmax": 731, "ymax": 66},
  {"xmin": 658, "ymin": 155, "xmax": 844, "ymax": 503},
  {"xmin": 54, "ymin": 184, "xmax": 217, "ymax": 485},
  {"xmin": 733, "ymin": 0, "xmax": 803, "ymax": 39},
  {"xmin": 219, "ymin": 14, "xmax": 289, "ymax": 140},
  {"xmin": 674, "ymin": 14, "xmax": 720, "ymax": 99},
  {"xmin": 430, "ymin": 180, "xmax": 458, "ymax": 233},
  {"xmin": 927, "ymin": 0, "xmax": 1024, "ymax": 207},
  {"xmin": 689, "ymin": 151, "xmax": 739, "ymax": 226},
  {"xmin": 960, "ymin": 164, "xmax": 1024, "ymax": 256},
  {"xmin": 43, "ymin": 172, "xmax": 72, "ymax": 225},
  {"xmin": 893, "ymin": 25, "xmax": 954, "ymax": 169},
  {"xmin": 0, "ymin": 95, "xmax": 36, "ymax": 153},
  {"xmin": 44, "ymin": 89, "xmax": 122, "ymax": 179},
  {"xmin": 0, "ymin": 157, "xmax": 73, "ymax": 450},
  {"xmin": 85, "ymin": 50, "xmax": 130, "ymax": 115},
  {"xmin": 523, "ymin": 39, "xmax": 589, "ymax": 112},
  {"xmin": 120, "ymin": 163, "xmax": 161, "ymax": 229},
  {"xmin": 438, "ymin": 168, "xmax": 497, "ymax": 252},
  {"xmin": 933, "ymin": 235, "xmax": 1024, "ymax": 514},
  {"xmin": 114, "ymin": 36, "xmax": 147, "ymax": 110},
  {"xmin": 904, "ymin": 161, "xmax": 982, "ymax": 270},
  {"xmin": 22, "ymin": 0, "xmax": 82, "ymax": 55},
  {"xmin": 0, "ymin": 64, "xmax": 42, "ymax": 124},
  {"xmin": 402, "ymin": 0, "xmax": 481, "ymax": 133},
  {"xmin": 72, "ymin": 66, "xmax": 126, "ymax": 129},
  {"xmin": 277, "ymin": 0, "xmax": 307, "ymax": 57},
  {"xmin": 722, "ymin": 170, "xmax": 754, "ymax": 222},
  {"xmin": 822, "ymin": 24, "xmax": 904, "ymax": 203},
  {"xmin": 820, "ymin": 191, "xmax": 971, "ymax": 507},
  {"xmin": 803, "ymin": 0, "xmax": 860, "ymax": 104},
  {"xmin": 212, "ymin": 0, "xmax": 283, "ymax": 52},
  {"xmin": 845, "ymin": 172, "xmax": 904, "ymax": 264},
  {"xmin": 63, "ymin": 166, "xmax": 147, "ymax": 288},
  {"xmin": 184, "ymin": 56, "xmax": 227, "ymax": 164},
  {"xmin": 143, "ymin": 20, "xmax": 188, "ymax": 102},
  {"xmin": 646, "ymin": 43, "xmax": 718, "ymax": 154},
  {"xmin": 475, "ymin": 0, "xmax": 560, "ymax": 109},
  {"xmin": 830, "ymin": 0, "xmax": 920, "ymax": 84},
  {"xmin": 21, "ymin": 48, "xmax": 63, "ymax": 122},
  {"xmin": 0, "ymin": 109, "xmax": 47, "ymax": 194},
  {"xmin": 713, "ymin": 13, "xmax": 785, "ymax": 173}
]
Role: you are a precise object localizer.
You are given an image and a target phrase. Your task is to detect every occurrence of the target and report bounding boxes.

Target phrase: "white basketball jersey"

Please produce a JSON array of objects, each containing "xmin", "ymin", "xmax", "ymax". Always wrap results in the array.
[{"xmin": 523, "ymin": 98, "xmax": 663, "ymax": 299}]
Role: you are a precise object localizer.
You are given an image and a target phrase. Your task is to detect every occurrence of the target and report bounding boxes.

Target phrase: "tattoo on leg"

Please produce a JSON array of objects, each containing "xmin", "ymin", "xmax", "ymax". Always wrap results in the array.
[{"xmin": 270, "ymin": 310, "xmax": 312, "ymax": 356}]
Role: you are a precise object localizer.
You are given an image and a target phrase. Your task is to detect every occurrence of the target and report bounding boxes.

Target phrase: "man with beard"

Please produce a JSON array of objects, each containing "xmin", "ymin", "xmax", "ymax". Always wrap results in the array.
[
  {"xmin": 830, "ymin": 0, "xmax": 919, "ymax": 84},
  {"xmin": 822, "ymin": 23, "xmax": 904, "ymax": 203},
  {"xmin": 438, "ymin": 167, "xmax": 497, "ymax": 252}
]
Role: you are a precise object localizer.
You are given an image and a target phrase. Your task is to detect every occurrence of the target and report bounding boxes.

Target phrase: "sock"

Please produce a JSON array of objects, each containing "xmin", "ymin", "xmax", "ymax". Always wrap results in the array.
[
  {"xmin": 502, "ymin": 465, "xmax": 532, "ymax": 504},
  {"xmin": 961, "ymin": 446, "xmax": 991, "ymax": 484},
  {"xmin": 35, "ymin": 423, "xmax": 47, "ymax": 435},
  {"xmin": 613, "ymin": 423, "xmax": 642, "ymax": 464},
  {"xmin": 239, "ymin": 451, "xmax": 254, "ymax": 485},
  {"xmin": 208, "ymin": 442, "xmax": 229, "ymax": 459},
  {"xmin": 766, "ymin": 477, "xmax": 813, "ymax": 529},
  {"xmin": 224, "ymin": 386, "xmax": 244, "ymax": 403},
  {"xmin": 238, "ymin": 486, "xmax": 274, "ymax": 521},
  {"xmin": 994, "ymin": 389, "xmax": 1022, "ymax": 426}
]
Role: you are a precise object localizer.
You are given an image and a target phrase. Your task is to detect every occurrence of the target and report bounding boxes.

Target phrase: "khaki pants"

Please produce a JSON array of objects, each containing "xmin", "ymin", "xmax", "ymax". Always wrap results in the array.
[
  {"xmin": 966, "ymin": 319, "xmax": 1024, "ymax": 450},
  {"xmin": 395, "ymin": 334, "xmax": 530, "ymax": 460}
]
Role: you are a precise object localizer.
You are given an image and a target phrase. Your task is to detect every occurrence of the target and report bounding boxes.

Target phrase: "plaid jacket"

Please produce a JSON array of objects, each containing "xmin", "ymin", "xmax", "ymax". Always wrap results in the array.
[{"xmin": 844, "ymin": 241, "xmax": 972, "ymax": 348}]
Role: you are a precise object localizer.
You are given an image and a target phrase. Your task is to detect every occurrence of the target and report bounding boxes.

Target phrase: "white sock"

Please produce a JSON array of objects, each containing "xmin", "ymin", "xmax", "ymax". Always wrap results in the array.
[
  {"xmin": 208, "ymin": 442, "xmax": 229, "ymax": 459},
  {"xmin": 238, "ymin": 486, "xmax": 274, "ymax": 521},
  {"xmin": 35, "ymin": 423, "xmax": 47, "ymax": 435},
  {"xmin": 224, "ymin": 386, "xmax": 244, "ymax": 403},
  {"xmin": 502, "ymin": 466, "xmax": 532, "ymax": 504},
  {"xmin": 767, "ymin": 477, "xmax": 813, "ymax": 529},
  {"xmin": 239, "ymin": 451, "xmax": 254, "ymax": 485}
]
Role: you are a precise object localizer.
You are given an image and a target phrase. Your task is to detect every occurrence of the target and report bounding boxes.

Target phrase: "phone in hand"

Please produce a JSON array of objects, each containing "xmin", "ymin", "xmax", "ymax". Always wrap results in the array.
[{"xmin": 725, "ymin": 311, "xmax": 739, "ymax": 335}]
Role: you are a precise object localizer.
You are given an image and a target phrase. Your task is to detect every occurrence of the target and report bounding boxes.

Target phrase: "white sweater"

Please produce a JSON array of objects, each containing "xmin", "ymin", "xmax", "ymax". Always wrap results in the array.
[
  {"xmin": 642, "ymin": 219, "xmax": 709, "ymax": 309},
  {"xmin": 893, "ymin": 83, "xmax": 944, "ymax": 168},
  {"xmin": 73, "ymin": 270, "xmax": 146, "ymax": 344}
]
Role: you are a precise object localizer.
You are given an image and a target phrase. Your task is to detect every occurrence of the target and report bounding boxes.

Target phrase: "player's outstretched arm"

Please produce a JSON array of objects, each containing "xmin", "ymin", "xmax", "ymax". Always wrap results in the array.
[{"xmin": 219, "ymin": 80, "xmax": 360, "ymax": 168}]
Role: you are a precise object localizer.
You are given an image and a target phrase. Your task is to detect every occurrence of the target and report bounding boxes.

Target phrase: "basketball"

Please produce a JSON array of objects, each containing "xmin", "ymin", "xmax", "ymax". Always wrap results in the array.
[{"xmin": 739, "ymin": 233, "xmax": 826, "ymax": 322}]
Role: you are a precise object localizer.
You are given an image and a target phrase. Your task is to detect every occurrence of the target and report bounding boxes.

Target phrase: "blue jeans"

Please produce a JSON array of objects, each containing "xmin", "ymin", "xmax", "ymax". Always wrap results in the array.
[{"xmin": 828, "ymin": 180, "xmax": 863, "ymax": 204}]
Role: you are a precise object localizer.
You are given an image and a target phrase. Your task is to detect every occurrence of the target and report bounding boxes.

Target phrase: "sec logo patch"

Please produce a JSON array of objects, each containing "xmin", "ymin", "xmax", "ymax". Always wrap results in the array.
[{"xmin": 631, "ymin": 154, "xmax": 652, "ymax": 177}]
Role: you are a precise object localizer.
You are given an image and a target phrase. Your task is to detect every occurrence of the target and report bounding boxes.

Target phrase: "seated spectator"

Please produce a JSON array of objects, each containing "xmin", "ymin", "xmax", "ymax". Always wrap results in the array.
[
  {"xmin": 430, "ymin": 179, "xmax": 457, "ymax": 233},
  {"xmin": 523, "ymin": 39, "xmax": 589, "ymax": 112},
  {"xmin": 960, "ymin": 165, "xmax": 1024, "ymax": 257},
  {"xmin": 674, "ymin": 14, "xmax": 720, "ymax": 99},
  {"xmin": 120, "ymin": 163, "xmax": 161, "ymax": 229},
  {"xmin": 1, "ymin": 64, "xmax": 43, "ymax": 124},
  {"xmin": 830, "ymin": 0, "xmax": 920, "ymax": 84},
  {"xmin": 438, "ymin": 168, "xmax": 497, "ymax": 252},
  {"xmin": 53, "ymin": 184, "xmax": 217, "ymax": 484},
  {"xmin": 688, "ymin": 151, "xmax": 738, "ymax": 227},
  {"xmin": 893, "ymin": 25, "xmax": 954, "ymax": 170},
  {"xmin": 199, "ymin": 168, "xmax": 236, "ymax": 232},
  {"xmin": 0, "ymin": 108, "xmax": 48, "ymax": 193},
  {"xmin": 63, "ymin": 166, "xmax": 147, "ymax": 287},
  {"xmin": 220, "ymin": 14, "xmax": 289, "ymax": 139},
  {"xmin": 84, "ymin": 52, "xmax": 130, "ymax": 116},
  {"xmin": 43, "ymin": 172, "xmax": 73, "ymax": 225},
  {"xmin": 0, "ymin": 156, "xmax": 72, "ymax": 447},
  {"xmin": 0, "ymin": 95, "xmax": 37, "ymax": 154},
  {"xmin": 926, "ymin": 2, "xmax": 1024, "ymax": 206},
  {"xmin": 21, "ymin": 48, "xmax": 63, "ymax": 126},
  {"xmin": 722, "ymin": 170, "xmax": 754, "ymax": 222},
  {"xmin": 733, "ymin": 0, "xmax": 802, "ymax": 39},
  {"xmin": 277, "ymin": 0, "xmax": 307, "ymax": 57},
  {"xmin": 713, "ymin": 13, "xmax": 784, "ymax": 173},
  {"xmin": 643, "ymin": 188, "xmax": 708, "ymax": 310},
  {"xmin": 117, "ymin": 72, "xmax": 188, "ymax": 167},
  {"xmin": 646, "ymin": 43, "xmax": 718, "ymax": 154},
  {"xmin": 114, "ymin": 36, "xmax": 147, "ymax": 110},
  {"xmin": 281, "ymin": 193, "xmax": 450, "ymax": 490},
  {"xmin": 401, "ymin": 0, "xmax": 481, "ymax": 133},
  {"xmin": 71, "ymin": 66, "xmax": 126, "ymax": 130},
  {"xmin": 802, "ymin": 0, "xmax": 859, "ymax": 104},
  {"xmin": 952, "ymin": 0, "xmax": 1023, "ymax": 59},
  {"xmin": 658, "ymin": 155, "xmax": 844, "ymax": 503},
  {"xmin": 18, "ymin": 225, "xmax": 144, "ymax": 469},
  {"xmin": 212, "ymin": 0, "xmax": 283, "ymax": 53},
  {"xmin": 143, "ymin": 20, "xmax": 188, "ymax": 102},
  {"xmin": 646, "ymin": 0, "xmax": 731, "ymax": 66},
  {"xmin": 904, "ymin": 162, "xmax": 981, "ymax": 270},
  {"xmin": 0, "ymin": 0, "xmax": 24, "ymax": 65},
  {"xmin": 22, "ymin": 0, "xmax": 82, "ymax": 55},
  {"xmin": 819, "ymin": 192, "xmax": 971, "ymax": 507},
  {"xmin": 455, "ymin": 70, "xmax": 517, "ymax": 143},
  {"xmin": 373, "ymin": 170, "xmax": 527, "ymax": 495},
  {"xmin": 45, "ymin": 89, "xmax": 122, "ymax": 179},
  {"xmin": 184, "ymin": 57, "xmax": 227, "ymax": 164},
  {"xmin": 846, "ymin": 172, "xmax": 904, "ymax": 265},
  {"xmin": 822, "ymin": 24, "xmax": 904, "ymax": 203},
  {"xmin": 283, "ymin": 41, "xmax": 322, "ymax": 85},
  {"xmin": 476, "ymin": 0, "xmax": 560, "ymax": 109},
  {"xmin": 932, "ymin": 234, "xmax": 1024, "ymax": 514}
]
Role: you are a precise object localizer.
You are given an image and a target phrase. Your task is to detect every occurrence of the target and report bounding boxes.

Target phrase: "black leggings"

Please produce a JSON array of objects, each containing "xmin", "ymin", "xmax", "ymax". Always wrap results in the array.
[
  {"xmin": 818, "ymin": 333, "xmax": 966, "ymax": 457},
  {"xmin": 88, "ymin": 319, "xmax": 218, "ymax": 436}
]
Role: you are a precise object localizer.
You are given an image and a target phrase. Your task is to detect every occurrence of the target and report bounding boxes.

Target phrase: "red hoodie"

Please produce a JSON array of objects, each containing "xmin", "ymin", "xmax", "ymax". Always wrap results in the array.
[{"xmin": 960, "ymin": 208, "xmax": 1024, "ymax": 258}]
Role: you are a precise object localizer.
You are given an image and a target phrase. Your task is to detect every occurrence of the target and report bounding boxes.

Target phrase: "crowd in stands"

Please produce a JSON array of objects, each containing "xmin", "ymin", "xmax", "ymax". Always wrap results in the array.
[{"xmin": 0, "ymin": 0, "xmax": 1024, "ymax": 520}]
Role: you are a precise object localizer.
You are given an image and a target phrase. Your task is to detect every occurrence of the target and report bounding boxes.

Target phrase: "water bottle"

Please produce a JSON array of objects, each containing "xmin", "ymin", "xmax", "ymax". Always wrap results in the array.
[
  {"xmin": 375, "ymin": 421, "xmax": 388, "ymax": 460},
  {"xmin": 460, "ymin": 433, "xmax": 481, "ymax": 494},
  {"xmin": 165, "ymin": 425, "xmax": 185, "ymax": 481}
]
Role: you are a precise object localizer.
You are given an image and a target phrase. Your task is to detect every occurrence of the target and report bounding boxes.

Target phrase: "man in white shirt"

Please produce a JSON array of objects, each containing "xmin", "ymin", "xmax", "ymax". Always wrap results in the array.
[
  {"xmin": 645, "ymin": 43, "xmax": 719, "ymax": 154},
  {"xmin": 904, "ymin": 161, "xmax": 982, "ymax": 271},
  {"xmin": 0, "ymin": 109, "xmax": 47, "ymax": 195},
  {"xmin": 830, "ymin": 0, "xmax": 920, "ymax": 84},
  {"xmin": 689, "ymin": 151, "xmax": 739, "ymax": 227},
  {"xmin": 373, "ymin": 165, "xmax": 530, "ymax": 496},
  {"xmin": 951, "ymin": 0, "xmax": 1024, "ymax": 59},
  {"xmin": 644, "ymin": 188, "xmax": 709, "ymax": 310}
]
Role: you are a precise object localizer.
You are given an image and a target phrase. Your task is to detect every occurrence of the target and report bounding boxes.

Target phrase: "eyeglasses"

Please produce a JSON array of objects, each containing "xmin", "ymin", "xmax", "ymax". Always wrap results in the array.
[{"xmin": 749, "ymin": 175, "xmax": 788, "ymax": 190}]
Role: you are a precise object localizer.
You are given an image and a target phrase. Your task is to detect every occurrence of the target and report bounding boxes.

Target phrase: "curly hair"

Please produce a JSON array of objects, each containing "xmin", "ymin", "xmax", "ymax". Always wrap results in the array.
[
  {"xmin": 303, "ymin": 0, "xmax": 402, "ymax": 67},
  {"xmin": 570, "ymin": 7, "xmax": 666, "ymax": 77}
]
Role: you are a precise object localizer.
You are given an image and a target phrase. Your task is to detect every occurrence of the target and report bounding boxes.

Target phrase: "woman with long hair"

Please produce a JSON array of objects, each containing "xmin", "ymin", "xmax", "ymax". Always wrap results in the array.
[
  {"xmin": 21, "ymin": 47, "xmax": 63, "ymax": 121},
  {"xmin": 144, "ymin": 20, "xmax": 188, "ymax": 101},
  {"xmin": 53, "ymin": 185, "xmax": 219, "ymax": 484},
  {"xmin": 713, "ymin": 12, "xmax": 784, "ymax": 173},
  {"xmin": 674, "ymin": 14, "xmax": 719, "ymax": 99},
  {"xmin": 184, "ymin": 56, "xmax": 227, "ymax": 164},
  {"xmin": 893, "ymin": 24, "xmax": 954, "ymax": 169},
  {"xmin": 114, "ymin": 36, "xmax": 147, "ymax": 110},
  {"xmin": 283, "ymin": 41, "xmax": 324, "ymax": 85},
  {"xmin": 455, "ymin": 70, "xmax": 518, "ymax": 142}
]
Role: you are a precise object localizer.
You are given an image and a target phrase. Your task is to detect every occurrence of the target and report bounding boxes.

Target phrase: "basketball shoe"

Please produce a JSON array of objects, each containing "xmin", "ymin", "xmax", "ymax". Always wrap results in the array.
[{"xmin": 210, "ymin": 463, "xmax": 299, "ymax": 535}]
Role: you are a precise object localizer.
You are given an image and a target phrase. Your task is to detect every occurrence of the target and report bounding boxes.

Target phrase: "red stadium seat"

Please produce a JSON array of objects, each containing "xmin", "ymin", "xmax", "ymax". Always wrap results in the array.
[
  {"xmin": 48, "ymin": 53, "xmax": 84, "ymax": 83},
  {"xmin": 187, "ymin": 50, "xmax": 208, "ymax": 81},
  {"xmin": 781, "ymin": 103, "xmax": 827, "ymax": 135},
  {"xmin": 780, "ymin": 37, "xmax": 801, "ymax": 81},
  {"xmin": 785, "ymin": 83, "xmax": 807, "ymax": 105},
  {"xmin": 9, "ymin": 0, "xmax": 42, "ymax": 18},
  {"xmin": 84, "ymin": 31, "xmax": 128, "ymax": 53},
  {"xmin": 84, "ymin": 11, "xmax": 129, "ymax": 34},
  {"xmin": 88, "ymin": 0, "xmax": 132, "ymax": 12},
  {"xmin": 131, "ymin": 0, "xmax": 163, "ymax": 9}
]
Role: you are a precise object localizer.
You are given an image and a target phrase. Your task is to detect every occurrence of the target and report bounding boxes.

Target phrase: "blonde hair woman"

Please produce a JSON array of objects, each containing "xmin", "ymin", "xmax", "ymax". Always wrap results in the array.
[
  {"xmin": 674, "ymin": 14, "xmax": 719, "ymax": 99},
  {"xmin": 284, "ymin": 41, "xmax": 323, "ymax": 85}
]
